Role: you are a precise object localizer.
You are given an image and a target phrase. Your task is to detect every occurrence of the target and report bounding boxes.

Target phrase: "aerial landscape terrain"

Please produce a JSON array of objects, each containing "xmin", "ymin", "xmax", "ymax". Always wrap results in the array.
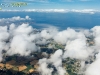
[{"xmin": 0, "ymin": 0, "xmax": 100, "ymax": 75}]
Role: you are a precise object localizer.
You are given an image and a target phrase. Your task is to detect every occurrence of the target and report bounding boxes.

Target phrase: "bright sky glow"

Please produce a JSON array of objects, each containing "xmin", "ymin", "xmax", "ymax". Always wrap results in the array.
[{"xmin": 0, "ymin": 0, "xmax": 100, "ymax": 10}]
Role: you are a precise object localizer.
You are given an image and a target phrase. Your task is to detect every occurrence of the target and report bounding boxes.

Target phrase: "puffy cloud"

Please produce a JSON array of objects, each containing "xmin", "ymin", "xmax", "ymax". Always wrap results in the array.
[
  {"xmin": 53, "ymin": 27, "xmax": 94, "ymax": 60},
  {"xmin": 85, "ymin": 52, "xmax": 100, "ymax": 75},
  {"xmin": 0, "ymin": 26, "xmax": 9, "ymax": 62},
  {"xmin": 91, "ymin": 26, "xmax": 100, "ymax": 38},
  {"xmin": 53, "ymin": 27, "xmax": 78, "ymax": 44},
  {"xmin": 7, "ymin": 23, "xmax": 41, "ymax": 56},
  {"xmin": 38, "ymin": 49, "xmax": 66, "ymax": 75},
  {"xmin": 38, "ymin": 58, "xmax": 53, "ymax": 75},
  {"xmin": 7, "ymin": 35, "xmax": 38, "ymax": 56},
  {"xmin": 49, "ymin": 49, "xmax": 66, "ymax": 75},
  {"xmin": 12, "ymin": 23, "xmax": 33, "ymax": 35},
  {"xmin": 0, "ymin": 26, "xmax": 9, "ymax": 61},
  {"xmin": 49, "ymin": 49, "xmax": 63, "ymax": 67},
  {"xmin": 57, "ymin": 67, "xmax": 66, "ymax": 75},
  {"xmin": 91, "ymin": 26, "xmax": 100, "ymax": 51},
  {"xmin": 0, "ymin": 16, "xmax": 31, "ymax": 22},
  {"xmin": 63, "ymin": 39, "xmax": 89, "ymax": 60},
  {"xmin": 85, "ymin": 59, "xmax": 100, "ymax": 75},
  {"xmin": 1, "ymin": 18, "xmax": 100, "ymax": 75},
  {"xmin": 0, "ymin": 26, "xmax": 9, "ymax": 41},
  {"xmin": 0, "ymin": 42, "xmax": 6, "ymax": 61},
  {"xmin": 85, "ymin": 26, "xmax": 100, "ymax": 75},
  {"xmin": 53, "ymin": 27, "xmax": 86, "ymax": 45},
  {"xmin": 0, "ymin": 23, "xmax": 42, "ymax": 61},
  {"xmin": 41, "ymin": 26, "xmax": 58, "ymax": 40}
]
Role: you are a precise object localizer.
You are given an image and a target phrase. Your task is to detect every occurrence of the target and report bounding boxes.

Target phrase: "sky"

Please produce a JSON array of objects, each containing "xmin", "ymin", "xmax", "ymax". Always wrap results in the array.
[{"xmin": 0, "ymin": 0, "xmax": 100, "ymax": 10}]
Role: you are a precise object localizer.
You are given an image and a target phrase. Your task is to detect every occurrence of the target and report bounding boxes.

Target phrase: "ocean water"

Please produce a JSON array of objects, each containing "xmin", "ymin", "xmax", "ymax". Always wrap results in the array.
[{"xmin": 0, "ymin": 12, "xmax": 100, "ymax": 30}]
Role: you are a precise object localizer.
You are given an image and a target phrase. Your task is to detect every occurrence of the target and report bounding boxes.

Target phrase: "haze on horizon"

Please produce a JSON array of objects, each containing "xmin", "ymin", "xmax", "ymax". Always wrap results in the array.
[{"xmin": 0, "ymin": 0, "xmax": 100, "ymax": 10}]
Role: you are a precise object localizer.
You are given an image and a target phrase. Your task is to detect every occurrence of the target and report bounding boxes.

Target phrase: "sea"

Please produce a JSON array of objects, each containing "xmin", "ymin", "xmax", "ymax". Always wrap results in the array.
[{"xmin": 0, "ymin": 11, "xmax": 100, "ymax": 30}]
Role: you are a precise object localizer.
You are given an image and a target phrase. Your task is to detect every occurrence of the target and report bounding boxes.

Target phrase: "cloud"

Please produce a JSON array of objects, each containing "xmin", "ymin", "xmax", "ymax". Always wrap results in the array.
[
  {"xmin": 0, "ymin": 23, "xmax": 42, "ymax": 59},
  {"xmin": 7, "ymin": 35, "xmax": 38, "ymax": 56},
  {"xmin": 49, "ymin": 49, "xmax": 63, "ymax": 67},
  {"xmin": 0, "ymin": 16, "xmax": 31, "ymax": 23},
  {"xmin": 0, "ymin": 26, "xmax": 9, "ymax": 61},
  {"xmin": 53, "ymin": 27, "xmax": 78, "ymax": 44},
  {"xmin": 23, "ymin": 9, "xmax": 70, "ymax": 13},
  {"xmin": 38, "ymin": 58, "xmax": 53, "ymax": 75},
  {"xmin": 71, "ymin": 9, "xmax": 99, "ymax": 14},
  {"xmin": 40, "ymin": 26, "xmax": 58, "ymax": 40},
  {"xmin": 91, "ymin": 26, "xmax": 100, "ymax": 50},
  {"xmin": 1, "ymin": 9, "xmax": 99, "ymax": 14},
  {"xmin": 85, "ymin": 52, "xmax": 100, "ymax": 75},
  {"xmin": 7, "ymin": 23, "xmax": 40, "ymax": 56},
  {"xmin": 0, "ymin": 16, "xmax": 100, "ymax": 75},
  {"xmin": 49, "ymin": 49, "xmax": 66, "ymax": 75},
  {"xmin": 38, "ymin": 49, "xmax": 66, "ymax": 75},
  {"xmin": 11, "ymin": 23, "xmax": 33, "ymax": 35},
  {"xmin": 85, "ymin": 59, "xmax": 100, "ymax": 75},
  {"xmin": 63, "ymin": 39, "xmax": 90, "ymax": 60},
  {"xmin": 85, "ymin": 26, "xmax": 100, "ymax": 75},
  {"xmin": 0, "ymin": 26, "xmax": 9, "ymax": 41},
  {"xmin": 0, "ymin": 22, "xmax": 59, "ymax": 58}
]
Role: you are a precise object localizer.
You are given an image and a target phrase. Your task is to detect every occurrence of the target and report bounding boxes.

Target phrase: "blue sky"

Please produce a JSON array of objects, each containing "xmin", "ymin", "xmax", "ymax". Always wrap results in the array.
[{"xmin": 0, "ymin": 0, "xmax": 100, "ymax": 10}]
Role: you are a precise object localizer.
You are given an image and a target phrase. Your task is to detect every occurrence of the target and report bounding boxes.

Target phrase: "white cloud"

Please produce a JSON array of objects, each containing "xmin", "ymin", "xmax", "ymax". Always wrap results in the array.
[
  {"xmin": 38, "ymin": 49, "xmax": 66, "ymax": 75},
  {"xmin": 71, "ymin": 9, "xmax": 99, "ymax": 14},
  {"xmin": 91, "ymin": 26, "xmax": 100, "ymax": 51},
  {"xmin": 1, "ymin": 17, "xmax": 100, "ymax": 75},
  {"xmin": 38, "ymin": 58, "xmax": 53, "ymax": 75},
  {"xmin": 7, "ymin": 35, "xmax": 38, "ymax": 56},
  {"xmin": 40, "ymin": 26, "xmax": 58, "ymax": 40},
  {"xmin": 49, "ymin": 49, "xmax": 63, "ymax": 67},
  {"xmin": 63, "ymin": 39, "xmax": 90, "ymax": 60},
  {"xmin": 1, "ymin": 9, "xmax": 99, "ymax": 14},
  {"xmin": 23, "ymin": 9, "xmax": 70, "ymax": 13},
  {"xmin": 85, "ymin": 26, "xmax": 100, "ymax": 75},
  {"xmin": 85, "ymin": 52, "xmax": 100, "ymax": 75},
  {"xmin": 0, "ymin": 16, "xmax": 31, "ymax": 22},
  {"xmin": 7, "ymin": 23, "xmax": 40, "ymax": 56},
  {"xmin": 0, "ymin": 26, "xmax": 9, "ymax": 62},
  {"xmin": 85, "ymin": 59, "xmax": 100, "ymax": 75}
]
